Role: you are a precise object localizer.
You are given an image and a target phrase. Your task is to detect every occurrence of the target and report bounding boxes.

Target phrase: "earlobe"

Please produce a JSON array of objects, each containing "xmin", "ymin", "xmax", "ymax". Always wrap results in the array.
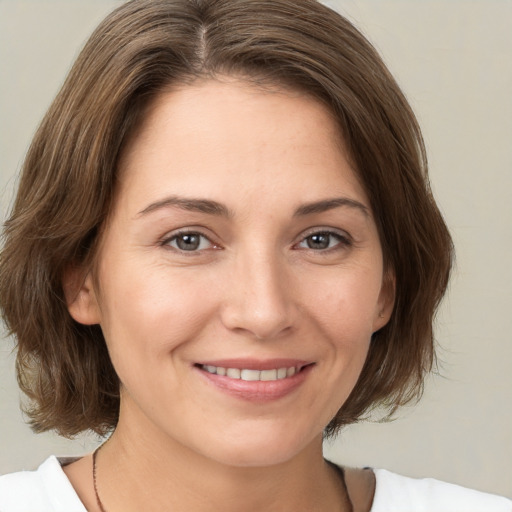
[
  {"xmin": 62, "ymin": 266, "xmax": 101, "ymax": 325},
  {"xmin": 373, "ymin": 269, "xmax": 396, "ymax": 332}
]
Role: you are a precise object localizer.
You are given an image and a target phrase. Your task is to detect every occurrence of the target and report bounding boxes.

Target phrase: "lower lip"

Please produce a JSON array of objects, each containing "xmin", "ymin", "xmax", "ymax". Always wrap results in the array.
[{"xmin": 195, "ymin": 365, "xmax": 313, "ymax": 402}]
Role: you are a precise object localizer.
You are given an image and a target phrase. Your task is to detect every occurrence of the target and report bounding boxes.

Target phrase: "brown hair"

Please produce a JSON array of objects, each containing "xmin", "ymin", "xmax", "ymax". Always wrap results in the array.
[{"xmin": 0, "ymin": 0, "xmax": 452, "ymax": 437}]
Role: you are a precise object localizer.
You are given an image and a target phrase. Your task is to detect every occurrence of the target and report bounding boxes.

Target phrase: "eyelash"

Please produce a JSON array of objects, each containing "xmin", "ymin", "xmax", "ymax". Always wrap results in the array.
[
  {"xmin": 161, "ymin": 230, "xmax": 218, "ymax": 253},
  {"xmin": 295, "ymin": 230, "xmax": 352, "ymax": 252},
  {"xmin": 161, "ymin": 228, "xmax": 352, "ymax": 254}
]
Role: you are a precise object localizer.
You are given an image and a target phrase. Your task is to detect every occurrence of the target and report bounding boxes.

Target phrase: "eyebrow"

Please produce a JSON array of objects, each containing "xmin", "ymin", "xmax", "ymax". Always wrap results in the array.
[
  {"xmin": 293, "ymin": 197, "xmax": 370, "ymax": 218},
  {"xmin": 137, "ymin": 195, "xmax": 369, "ymax": 219},
  {"xmin": 138, "ymin": 196, "xmax": 232, "ymax": 218}
]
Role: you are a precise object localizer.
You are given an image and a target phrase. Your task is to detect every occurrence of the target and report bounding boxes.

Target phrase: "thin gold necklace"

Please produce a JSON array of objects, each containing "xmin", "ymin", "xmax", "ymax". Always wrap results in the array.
[
  {"xmin": 92, "ymin": 445, "xmax": 108, "ymax": 512},
  {"xmin": 92, "ymin": 447, "xmax": 354, "ymax": 512}
]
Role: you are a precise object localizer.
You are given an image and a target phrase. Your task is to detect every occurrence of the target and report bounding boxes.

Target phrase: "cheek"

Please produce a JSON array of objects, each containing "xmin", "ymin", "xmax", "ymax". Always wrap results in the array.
[
  {"xmin": 97, "ymin": 262, "xmax": 217, "ymax": 367},
  {"xmin": 304, "ymin": 267, "xmax": 383, "ymax": 337}
]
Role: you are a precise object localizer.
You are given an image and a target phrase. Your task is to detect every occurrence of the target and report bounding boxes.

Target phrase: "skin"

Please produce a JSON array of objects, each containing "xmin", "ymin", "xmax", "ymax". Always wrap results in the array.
[{"xmin": 64, "ymin": 77, "xmax": 393, "ymax": 512}]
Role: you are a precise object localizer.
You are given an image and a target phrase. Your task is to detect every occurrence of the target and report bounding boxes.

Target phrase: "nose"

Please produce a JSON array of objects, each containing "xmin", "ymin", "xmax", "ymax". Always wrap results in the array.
[{"xmin": 219, "ymin": 248, "xmax": 297, "ymax": 340}]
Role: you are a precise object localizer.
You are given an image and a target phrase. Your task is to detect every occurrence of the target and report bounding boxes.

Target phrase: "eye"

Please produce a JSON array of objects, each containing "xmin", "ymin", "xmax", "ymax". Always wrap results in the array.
[
  {"xmin": 297, "ymin": 231, "xmax": 351, "ymax": 251},
  {"xmin": 164, "ymin": 231, "xmax": 215, "ymax": 252}
]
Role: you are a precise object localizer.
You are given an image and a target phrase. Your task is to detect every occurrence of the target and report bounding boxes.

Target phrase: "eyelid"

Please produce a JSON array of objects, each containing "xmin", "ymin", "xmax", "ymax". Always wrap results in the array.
[
  {"xmin": 159, "ymin": 226, "xmax": 352, "ymax": 253},
  {"xmin": 298, "ymin": 226, "xmax": 352, "ymax": 240},
  {"xmin": 160, "ymin": 227, "xmax": 221, "ymax": 252},
  {"xmin": 293, "ymin": 227, "xmax": 353, "ymax": 250}
]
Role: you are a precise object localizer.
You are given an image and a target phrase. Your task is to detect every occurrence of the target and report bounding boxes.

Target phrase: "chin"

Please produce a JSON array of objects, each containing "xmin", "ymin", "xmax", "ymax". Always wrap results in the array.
[
  {"xmin": 209, "ymin": 445, "xmax": 300, "ymax": 468},
  {"xmin": 196, "ymin": 422, "xmax": 321, "ymax": 468}
]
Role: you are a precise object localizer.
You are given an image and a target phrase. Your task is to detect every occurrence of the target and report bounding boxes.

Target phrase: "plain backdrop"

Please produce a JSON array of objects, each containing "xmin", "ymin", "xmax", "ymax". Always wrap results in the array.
[{"xmin": 1, "ymin": 0, "xmax": 511, "ymax": 499}]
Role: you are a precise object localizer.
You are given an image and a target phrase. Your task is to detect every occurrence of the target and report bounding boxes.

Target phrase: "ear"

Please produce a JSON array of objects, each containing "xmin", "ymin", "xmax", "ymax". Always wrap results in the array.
[
  {"xmin": 62, "ymin": 265, "xmax": 101, "ymax": 325},
  {"xmin": 373, "ymin": 268, "xmax": 396, "ymax": 333}
]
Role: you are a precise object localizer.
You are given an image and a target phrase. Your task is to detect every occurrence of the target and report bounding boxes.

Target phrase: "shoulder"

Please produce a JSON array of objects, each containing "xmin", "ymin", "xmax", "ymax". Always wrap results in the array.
[
  {"xmin": 0, "ymin": 456, "xmax": 86, "ymax": 512},
  {"xmin": 371, "ymin": 468, "xmax": 512, "ymax": 512}
]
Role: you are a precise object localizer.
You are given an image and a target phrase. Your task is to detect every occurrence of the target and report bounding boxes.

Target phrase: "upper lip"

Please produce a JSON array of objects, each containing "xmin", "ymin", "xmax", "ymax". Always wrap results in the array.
[{"xmin": 194, "ymin": 358, "xmax": 312, "ymax": 371}]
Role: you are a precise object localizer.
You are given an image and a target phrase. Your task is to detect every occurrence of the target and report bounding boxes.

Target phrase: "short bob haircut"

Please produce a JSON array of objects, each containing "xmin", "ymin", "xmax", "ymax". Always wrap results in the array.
[{"xmin": 0, "ymin": 0, "xmax": 452, "ymax": 438}]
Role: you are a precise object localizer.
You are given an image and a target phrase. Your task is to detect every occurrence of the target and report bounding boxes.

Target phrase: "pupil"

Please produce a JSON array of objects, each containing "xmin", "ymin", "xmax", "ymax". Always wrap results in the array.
[
  {"xmin": 177, "ymin": 234, "xmax": 200, "ymax": 251},
  {"xmin": 308, "ymin": 233, "xmax": 329, "ymax": 249}
]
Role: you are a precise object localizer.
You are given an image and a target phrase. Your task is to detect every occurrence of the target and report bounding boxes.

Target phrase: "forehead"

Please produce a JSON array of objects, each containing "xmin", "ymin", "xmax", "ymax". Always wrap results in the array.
[{"xmin": 115, "ymin": 78, "xmax": 369, "ymax": 214}]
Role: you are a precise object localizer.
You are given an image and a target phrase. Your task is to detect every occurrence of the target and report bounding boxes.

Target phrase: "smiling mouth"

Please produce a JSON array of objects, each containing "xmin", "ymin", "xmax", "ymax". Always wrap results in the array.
[
  {"xmin": 195, "ymin": 361, "xmax": 314, "ymax": 401},
  {"xmin": 198, "ymin": 364, "xmax": 302, "ymax": 382}
]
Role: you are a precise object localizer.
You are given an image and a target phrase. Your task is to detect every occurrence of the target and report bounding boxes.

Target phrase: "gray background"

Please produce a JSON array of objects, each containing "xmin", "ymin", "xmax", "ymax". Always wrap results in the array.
[{"xmin": 1, "ymin": 0, "xmax": 511, "ymax": 498}]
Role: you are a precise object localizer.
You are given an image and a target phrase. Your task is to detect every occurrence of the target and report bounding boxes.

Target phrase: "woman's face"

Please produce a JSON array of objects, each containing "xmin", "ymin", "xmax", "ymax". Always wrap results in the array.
[{"xmin": 70, "ymin": 78, "xmax": 393, "ymax": 467}]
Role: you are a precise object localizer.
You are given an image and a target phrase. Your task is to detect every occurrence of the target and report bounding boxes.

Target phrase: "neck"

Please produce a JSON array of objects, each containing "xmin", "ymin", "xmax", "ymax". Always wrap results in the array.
[{"xmin": 95, "ymin": 408, "xmax": 348, "ymax": 512}]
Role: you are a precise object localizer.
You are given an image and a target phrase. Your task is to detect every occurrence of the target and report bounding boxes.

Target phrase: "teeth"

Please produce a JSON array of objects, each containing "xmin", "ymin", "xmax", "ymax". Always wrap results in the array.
[
  {"xmin": 260, "ymin": 369, "xmax": 277, "ymax": 381},
  {"xmin": 241, "ymin": 369, "xmax": 260, "ymax": 381},
  {"xmin": 201, "ymin": 365, "xmax": 300, "ymax": 381},
  {"xmin": 226, "ymin": 368, "xmax": 241, "ymax": 379}
]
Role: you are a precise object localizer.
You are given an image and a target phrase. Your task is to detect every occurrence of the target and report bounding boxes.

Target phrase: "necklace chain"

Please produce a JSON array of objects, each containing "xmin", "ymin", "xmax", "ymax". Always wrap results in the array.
[
  {"xmin": 93, "ymin": 445, "xmax": 108, "ymax": 512},
  {"xmin": 92, "ymin": 446, "xmax": 353, "ymax": 512}
]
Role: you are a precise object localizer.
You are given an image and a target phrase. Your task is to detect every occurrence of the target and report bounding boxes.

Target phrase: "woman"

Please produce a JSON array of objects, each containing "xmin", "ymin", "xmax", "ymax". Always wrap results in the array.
[{"xmin": 0, "ymin": 0, "xmax": 510, "ymax": 510}]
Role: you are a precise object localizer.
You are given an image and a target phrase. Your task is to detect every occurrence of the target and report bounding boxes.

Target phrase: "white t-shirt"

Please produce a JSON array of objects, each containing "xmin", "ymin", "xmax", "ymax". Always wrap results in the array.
[{"xmin": 0, "ymin": 456, "xmax": 510, "ymax": 511}]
